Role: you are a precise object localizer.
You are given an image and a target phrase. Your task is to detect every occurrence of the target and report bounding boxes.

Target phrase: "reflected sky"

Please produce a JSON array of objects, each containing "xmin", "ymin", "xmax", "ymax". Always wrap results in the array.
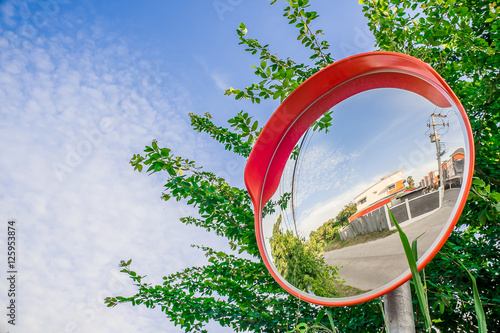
[{"xmin": 267, "ymin": 88, "xmax": 466, "ymax": 239}]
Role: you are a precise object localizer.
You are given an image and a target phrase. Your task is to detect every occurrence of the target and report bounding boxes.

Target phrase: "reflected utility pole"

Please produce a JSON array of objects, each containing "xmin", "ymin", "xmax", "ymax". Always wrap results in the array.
[{"xmin": 427, "ymin": 114, "xmax": 448, "ymax": 200}]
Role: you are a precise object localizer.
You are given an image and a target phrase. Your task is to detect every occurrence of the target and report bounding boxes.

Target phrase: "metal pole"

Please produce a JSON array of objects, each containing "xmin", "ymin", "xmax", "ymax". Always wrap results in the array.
[
  {"xmin": 430, "ymin": 114, "xmax": 444, "ymax": 190},
  {"xmin": 384, "ymin": 281, "xmax": 415, "ymax": 333},
  {"xmin": 428, "ymin": 113, "xmax": 448, "ymax": 206}
]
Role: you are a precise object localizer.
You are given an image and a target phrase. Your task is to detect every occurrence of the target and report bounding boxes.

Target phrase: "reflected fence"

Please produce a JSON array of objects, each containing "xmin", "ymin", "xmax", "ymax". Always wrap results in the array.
[{"xmin": 339, "ymin": 190, "xmax": 441, "ymax": 241}]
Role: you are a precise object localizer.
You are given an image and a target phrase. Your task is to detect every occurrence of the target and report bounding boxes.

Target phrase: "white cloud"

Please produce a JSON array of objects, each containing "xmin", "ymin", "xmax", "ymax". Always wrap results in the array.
[
  {"xmin": 0, "ymin": 11, "xmax": 230, "ymax": 333},
  {"xmin": 297, "ymin": 181, "xmax": 370, "ymax": 237},
  {"xmin": 211, "ymin": 71, "xmax": 230, "ymax": 91},
  {"xmin": 194, "ymin": 55, "xmax": 230, "ymax": 91}
]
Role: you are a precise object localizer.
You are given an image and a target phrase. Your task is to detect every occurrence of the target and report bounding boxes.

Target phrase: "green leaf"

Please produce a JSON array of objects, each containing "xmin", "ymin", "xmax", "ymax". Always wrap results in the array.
[
  {"xmin": 236, "ymin": 91, "xmax": 245, "ymax": 99},
  {"xmin": 251, "ymin": 121, "xmax": 258, "ymax": 132},
  {"xmin": 160, "ymin": 148, "xmax": 171, "ymax": 157},
  {"xmin": 296, "ymin": 323, "xmax": 308, "ymax": 333},
  {"xmin": 166, "ymin": 167, "xmax": 176, "ymax": 176},
  {"xmin": 472, "ymin": 178, "xmax": 486, "ymax": 187}
]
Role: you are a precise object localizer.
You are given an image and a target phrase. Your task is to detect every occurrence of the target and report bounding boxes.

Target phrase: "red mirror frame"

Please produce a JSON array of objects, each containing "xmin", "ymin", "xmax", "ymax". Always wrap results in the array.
[{"xmin": 244, "ymin": 51, "xmax": 475, "ymax": 306}]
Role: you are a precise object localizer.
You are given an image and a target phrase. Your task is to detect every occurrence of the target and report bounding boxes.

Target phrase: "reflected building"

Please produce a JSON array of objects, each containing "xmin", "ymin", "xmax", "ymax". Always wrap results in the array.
[
  {"xmin": 421, "ymin": 170, "xmax": 440, "ymax": 189},
  {"xmin": 339, "ymin": 148, "xmax": 465, "ymax": 242},
  {"xmin": 339, "ymin": 169, "xmax": 412, "ymax": 241},
  {"xmin": 348, "ymin": 169, "xmax": 407, "ymax": 225},
  {"xmin": 419, "ymin": 148, "xmax": 465, "ymax": 189},
  {"xmin": 442, "ymin": 148, "xmax": 465, "ymax": 188},
  {"xmin": 352, "ymin": 169, "xmax": 404, "ymax": 212}
]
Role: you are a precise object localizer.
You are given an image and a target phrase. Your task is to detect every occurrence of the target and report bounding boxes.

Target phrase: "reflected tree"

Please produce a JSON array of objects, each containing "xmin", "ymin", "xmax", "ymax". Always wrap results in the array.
[
  {"xmin": 308, "ymin": 202, "xmax": 357, "ymax": 253},
  {"xmin": 270, "ymin": 215, "xmax": 345, "ymax": 298},
  {"xmin": 406, "ymin": 176, "xmax": 415, "ymax": 189}
]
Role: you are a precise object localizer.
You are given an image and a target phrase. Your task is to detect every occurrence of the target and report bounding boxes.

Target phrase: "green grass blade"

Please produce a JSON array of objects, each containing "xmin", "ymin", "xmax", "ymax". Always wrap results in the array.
[
  {"xmin": 411, "ymin": 237, "xmax": 419, "ymax": 262},
  {"xmin": 379, "ymin": 298, "xmax": 390, "ymax": 332},
  {"xmin": 387, "ymin": 207, "xmax": 432, "ymax": 331},
  {"xmin": 411, "ymin": 233, "xmax": 429, "ymax": 311},
  {"xmin": 314, "ymin": 308, "xmax": 326, "ymax": 325},
  {"xmin": 471, "ymin": 276, "xmax": 487, "ymax": 333},
  {"xmin": 456, "ymin": 260, "xmax": 487, "ymax": 332},
  {"xmin": 411, "ymin": 232, "xmax": 425, "ymax": 262},
  {"xmin": 326, "ymin": 308, "xmax": 337, "ymax": 333}
]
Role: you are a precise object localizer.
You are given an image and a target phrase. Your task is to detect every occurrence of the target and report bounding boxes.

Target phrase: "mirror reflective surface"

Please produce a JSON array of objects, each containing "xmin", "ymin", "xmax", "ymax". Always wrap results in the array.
[{"xmin": 261, "ymin": 87, "xmax": 471, "ymax": 301}]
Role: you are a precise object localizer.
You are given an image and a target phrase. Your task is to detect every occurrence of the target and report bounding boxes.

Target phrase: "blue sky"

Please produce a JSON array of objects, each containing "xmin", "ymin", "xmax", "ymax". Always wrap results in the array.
[{"xmin": 0, "ymin": 1, "xmax": 375, "ymax": 332}]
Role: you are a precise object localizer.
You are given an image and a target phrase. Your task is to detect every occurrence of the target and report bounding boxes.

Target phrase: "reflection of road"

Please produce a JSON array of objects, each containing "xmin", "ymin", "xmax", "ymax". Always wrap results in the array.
[{"xmin": 323, "ymin": 188, "xmax": 460, "ymax": 291}]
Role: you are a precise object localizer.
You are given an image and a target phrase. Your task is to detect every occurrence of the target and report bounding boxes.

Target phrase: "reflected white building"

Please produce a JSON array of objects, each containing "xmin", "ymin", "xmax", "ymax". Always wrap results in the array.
[{"xmin": 353, "ymin": 169, "xmax": 404, "ymax": 212}]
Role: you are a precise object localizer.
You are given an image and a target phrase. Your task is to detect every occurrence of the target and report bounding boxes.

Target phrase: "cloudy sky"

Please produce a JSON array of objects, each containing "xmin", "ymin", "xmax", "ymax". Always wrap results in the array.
[{"xmin": 0, "ymin": 1, "xmax": 377, "ymax": 332}]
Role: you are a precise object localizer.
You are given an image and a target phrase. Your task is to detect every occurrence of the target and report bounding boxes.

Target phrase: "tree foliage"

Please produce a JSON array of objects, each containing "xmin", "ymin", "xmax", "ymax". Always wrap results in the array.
[
  {"xmin": 106, "ymin": 0, "xmax": 499, "ymax": 332},
  {"xmin": 362, "ymin": 1, "xmax": 499, "ymax": 331},
  {"xmin": 363, "ymin": 0, "xmax": 500, "ymax": 185}
]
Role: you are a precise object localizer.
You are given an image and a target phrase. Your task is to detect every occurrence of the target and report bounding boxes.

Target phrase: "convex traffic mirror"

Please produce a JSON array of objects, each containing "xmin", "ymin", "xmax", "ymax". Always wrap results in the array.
[{"xmin": 244, "ymin": 52, "xmax": 474, "ymax": 306}]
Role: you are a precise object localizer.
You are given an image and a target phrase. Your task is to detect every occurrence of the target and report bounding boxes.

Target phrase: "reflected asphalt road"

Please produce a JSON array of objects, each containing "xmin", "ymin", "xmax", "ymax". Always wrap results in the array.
[{"xmin": 323, "ymin": 188, "xmax": 460, "ymax": 291}]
